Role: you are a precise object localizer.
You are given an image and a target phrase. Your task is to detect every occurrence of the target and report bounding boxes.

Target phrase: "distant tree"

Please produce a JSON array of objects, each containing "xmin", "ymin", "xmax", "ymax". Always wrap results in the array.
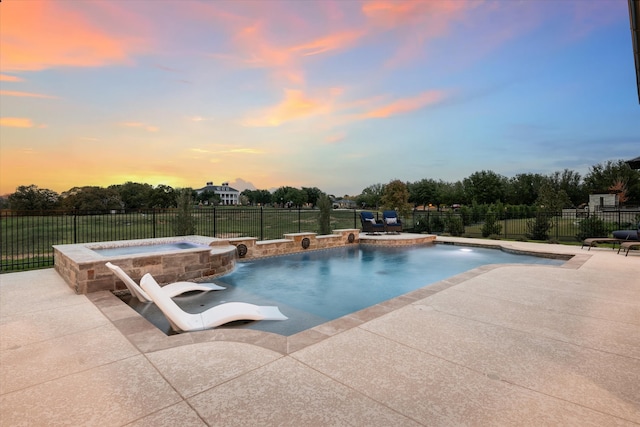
[
  {"xmin": 356, "ymin": 183, "xmax": 385, "ymax": 209},
  {"xmin": 507, "ymin": 173, "xmax": 545, "ymax": 206},
  {"xmin": 439, "ymin": 181, "xmax": 466, "ymax": 207},
  {"xmin": 241, "ymin": 189, "xmax": 268, "ymax": 206},
  {"xmin": 272, "ymin": 186, "xmax": 307, "ymax": 208},
  {"xmin": 60, "ymin": 186, "xmax": 121, "ymax": 211},
  {"xmin": 463, "ymin": 170, "xmax": 508, "ymax": 204},
  {"xmin": 302, "ymin": 187, "xmax": 323, "ymax": 208},
  {"xmin": 8, "ymin": 185, "xmax": 60, "ymax": 210},
  {"xmin": 584, "ymin": 160, "xmax": 640, "ymax": 205},
  {"xmin": 608, "ymin": 180, "xmax": 629, "ymax": 204},
  {"xmin": 408, "ymin": 179, "xmax": 439, "ymax": 209},
  {"xmin": 544, "ymin": 169, "xmax": 585, "ymax": 208},
  {"xmin": 381, "ymin": 179, "xmax": 412, "ymax": 218},
  {"xmin": 150, "ymin": 185, "xmax": 176, "ymax": 208},
  {"xmin": 536, "ymin": 181, "xmax": 572, "ymax": 211},
  {"xmin": 109, "ymin": 182, "xmax": 154, "ymax": 209}
]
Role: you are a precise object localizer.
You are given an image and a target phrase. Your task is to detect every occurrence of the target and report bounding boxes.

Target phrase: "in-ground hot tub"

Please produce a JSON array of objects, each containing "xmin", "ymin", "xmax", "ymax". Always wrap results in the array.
[{"xmin": 54, "ymin": 236, "xmax": 237, "ymax": 294}]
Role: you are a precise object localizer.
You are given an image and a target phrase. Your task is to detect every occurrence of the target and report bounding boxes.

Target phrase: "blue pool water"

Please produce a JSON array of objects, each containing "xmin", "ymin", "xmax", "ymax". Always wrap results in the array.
[{"xmin": 124, "ymin": 244, "xmax": 565, "ymax": 336}]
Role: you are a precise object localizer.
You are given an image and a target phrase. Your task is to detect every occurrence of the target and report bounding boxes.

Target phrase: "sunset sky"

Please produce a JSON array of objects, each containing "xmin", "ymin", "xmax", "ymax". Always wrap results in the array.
[{"xmin": 1, "ymin": 0, "xmax": 638, "ymax": 197}]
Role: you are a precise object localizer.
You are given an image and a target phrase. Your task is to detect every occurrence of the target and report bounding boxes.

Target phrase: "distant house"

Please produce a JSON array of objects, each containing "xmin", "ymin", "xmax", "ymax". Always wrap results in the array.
[
  {"xmin": 332, "ymin": 198, "xmax": 357, "ymax": 209},
  {"xmin": 196, "ymin": 182, "xmax": 239, "ymax": 205},
  {"xmin": 588, "ymin": 193, "xmax": 618, "ymax": 212}
]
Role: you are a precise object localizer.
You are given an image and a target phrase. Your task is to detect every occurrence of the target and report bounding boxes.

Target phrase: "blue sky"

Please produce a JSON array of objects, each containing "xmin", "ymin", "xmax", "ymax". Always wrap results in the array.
[{"xmin": 1, "ymin": 0, "xmax": 638, "ymax": 196}]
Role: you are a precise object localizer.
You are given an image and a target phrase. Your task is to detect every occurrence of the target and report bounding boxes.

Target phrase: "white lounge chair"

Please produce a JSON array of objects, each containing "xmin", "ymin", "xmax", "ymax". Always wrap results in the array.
[
  {"xmin": 105, "ymin": 262, "xmax": 225, "ymax": 303},
  {"xmin": 140, "ymin": 273, "xmax": 288, "ymax": 332}
]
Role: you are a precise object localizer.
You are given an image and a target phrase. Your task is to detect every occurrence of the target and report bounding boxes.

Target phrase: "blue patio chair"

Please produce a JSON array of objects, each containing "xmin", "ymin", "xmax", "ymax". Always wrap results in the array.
[
  {"xmin": 360, "ymin": 211, "xmax": 385, "ymax": 235},
  {"xmin": 382, "ymin": 210, "xmax": 403, "ymax": 234}
]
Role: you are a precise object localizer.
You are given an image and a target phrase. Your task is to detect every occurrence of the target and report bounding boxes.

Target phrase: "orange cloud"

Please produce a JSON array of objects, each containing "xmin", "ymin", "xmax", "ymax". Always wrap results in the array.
[
  {"xmin": 362, "ymin": 90, "xmax": 448, "ymax": 119},
  {"xmin": 291, "ymin": 30, "xmax": 364, "ymax": 57},
  {"xmin": 0, "ymin": 1, "xmax": 144, "ymax": 71},
  {"xmin": 0, "ymin": 74, "xmax": 23, "ymax": 82},
  {"xmin": 0, "ymin": 90, "xmax": 56, "ymax": 99},
  {"xmin": 119, "ymin": 122, "xmax": 158, "ymax": 132},
  {"xmin": 242, "ymin": 89, "xmax": 335, "ymax": 127},
  {"xmin": 0, "ymin": 117, "xmax": 34, "ymax": 128}
]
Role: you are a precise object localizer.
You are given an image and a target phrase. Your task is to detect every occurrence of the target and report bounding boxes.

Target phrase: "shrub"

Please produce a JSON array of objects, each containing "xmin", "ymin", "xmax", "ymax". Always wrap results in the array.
[
  {"xmin": 576, "ymin": 216, "xmax": 607, "ymax": 241},
  {"xmin": 445, "ymin": 213, "xmax": 465, "ymax": 236},
  {"xmin": 414, "ymin": 215, "xmax": 430, "ymax": 233},
  {"xmin": 526, "ymin": 212, "xmax": 553, "ymax": 240},
  {"xmin": 317, "ymin": 194, "xmax": 332, "ymax": 235},
  {"xmin": 429, "ymin": 214, "xmax": 445, "ymax": 233},
  {"xmin": 481, "ymin": 212, "xmax": 502, "ymax": 237},
  {"xmin": 172, "ymin": 189, "xmax": 196, "ymax": 236}
]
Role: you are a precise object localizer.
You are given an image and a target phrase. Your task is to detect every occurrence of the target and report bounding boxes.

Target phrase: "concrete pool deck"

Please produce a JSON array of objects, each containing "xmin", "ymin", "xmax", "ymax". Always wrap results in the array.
[{"xmin": 1, "ymin": 237, "xmax": 638, "ymax": 426}]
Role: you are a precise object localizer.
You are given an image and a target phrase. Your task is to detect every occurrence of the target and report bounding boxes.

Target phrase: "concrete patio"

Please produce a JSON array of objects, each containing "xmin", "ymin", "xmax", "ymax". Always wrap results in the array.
[{"xmin": 1, "ymin": 237, "xmax": 638, "ymax": 426}]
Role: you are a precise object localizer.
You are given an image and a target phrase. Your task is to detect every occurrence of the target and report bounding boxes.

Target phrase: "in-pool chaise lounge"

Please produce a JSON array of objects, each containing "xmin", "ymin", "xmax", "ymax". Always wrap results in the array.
[
  {"xmin": 105, "ymin": 262, "xmax": 225, "ymax": 303},
  {"xmin": 140, "ymin": 273, "xmax": 288, "ymax": 332}
]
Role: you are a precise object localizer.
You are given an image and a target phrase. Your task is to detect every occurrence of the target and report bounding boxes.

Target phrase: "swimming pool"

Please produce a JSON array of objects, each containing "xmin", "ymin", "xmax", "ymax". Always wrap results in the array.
[{"xmin": 123, "ymin": 243, "xmax": 566, "ymax": 336}]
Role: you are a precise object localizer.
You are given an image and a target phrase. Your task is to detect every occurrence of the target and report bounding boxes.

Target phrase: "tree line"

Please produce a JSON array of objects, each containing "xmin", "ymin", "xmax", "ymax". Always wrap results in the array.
[{"xmin": 2, "ymin": 159, "xmax": 638, "ymax": 212}]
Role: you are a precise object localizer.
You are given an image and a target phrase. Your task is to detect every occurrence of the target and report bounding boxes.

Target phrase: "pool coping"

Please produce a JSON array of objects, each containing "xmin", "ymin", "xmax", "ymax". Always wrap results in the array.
[{"xmin": 86, "ymin": 239, "xmax": 590, "ymax": 356}]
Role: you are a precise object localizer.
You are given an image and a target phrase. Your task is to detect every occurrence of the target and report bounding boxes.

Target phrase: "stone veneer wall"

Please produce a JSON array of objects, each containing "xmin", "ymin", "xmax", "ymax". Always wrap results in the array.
[
  {"xmin": 54, "ymin": 230, "xmax": 361, "ymax": 294},
  {"xmin": 228, "ymin": 229, "xmax": 360, "ymax": 260},
  {"xmin": 54, "ymin": 238, "xmax": 237, "ymax": 294}
]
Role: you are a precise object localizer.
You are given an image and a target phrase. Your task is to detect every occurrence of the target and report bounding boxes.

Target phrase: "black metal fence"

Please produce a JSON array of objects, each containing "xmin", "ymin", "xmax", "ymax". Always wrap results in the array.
[
  {"xmin": 0, "ymin": 207, "xmax": 359, "ymax": 272},
  {"xmin": 2, "ymin": 207, "xmax": 638, "ymax": 273}
]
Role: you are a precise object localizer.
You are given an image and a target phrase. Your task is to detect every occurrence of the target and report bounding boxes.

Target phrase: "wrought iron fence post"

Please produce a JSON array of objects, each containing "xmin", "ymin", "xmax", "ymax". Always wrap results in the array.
[
  {"xmin": 504, "ymin": 217, "xmax": 508, "ymax": 239},
  {"xmin": 298, "ymin": 206, "xmax": 301, "ymax": 233},
  {"xmin": 152, "ymin": 209, "xmax": 156, "ymax": 238},
  {"xmin": 260, "ymin": 207, "xmax": 264, "ymax": 241},
  {"xmin": 213, "ymin": 207, "xmax": 217, "ymax": 237},
  {"xmin": 73, "ymin": 212, "xmax": 78, "ymax": 243}
]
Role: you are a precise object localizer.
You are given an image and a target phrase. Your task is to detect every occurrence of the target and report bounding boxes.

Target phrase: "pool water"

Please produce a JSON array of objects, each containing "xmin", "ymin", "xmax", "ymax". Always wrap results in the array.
[{"xmin": 123, "ymin": 244, "xmax": 565, "ymax": 336}]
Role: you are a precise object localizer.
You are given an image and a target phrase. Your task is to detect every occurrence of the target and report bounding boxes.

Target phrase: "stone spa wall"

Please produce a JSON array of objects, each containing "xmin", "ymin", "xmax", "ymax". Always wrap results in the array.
[{"xmin": 54, "ymin": 230, "xmax": 361, "ymax": 294}]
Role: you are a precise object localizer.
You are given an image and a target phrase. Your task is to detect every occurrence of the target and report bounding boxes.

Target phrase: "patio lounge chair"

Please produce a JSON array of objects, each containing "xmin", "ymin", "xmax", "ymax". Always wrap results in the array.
[
  {"xmin": 360, "ymin": 211, "xmax": 385, "ymax": 235},
  {"xmin": 105, "ymin": 262, "xmax": 225, "ymax": 303},
  {"xmin": 140, "ymin": 273, "xmax": 288, "ymax": 331},
  {"xmin": 581, "ymin": 237, "xmax": 623, "ymax": 251},
  {"xmin": 618, "ymin": 241, "xmax": 640, "ymax": 257},
  {"xmin": 382, "ymin": 210, "xmax": 403, "ymax": 234},
  {"xmin": 582, "ymin": 223, "xmax": 639, "ymax": 250}
]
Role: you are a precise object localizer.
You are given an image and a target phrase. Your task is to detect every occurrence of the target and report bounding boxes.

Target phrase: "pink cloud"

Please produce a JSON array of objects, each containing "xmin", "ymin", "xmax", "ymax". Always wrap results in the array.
[
  {"xmin": 362, "ymin": 90, "xmax": 448, "ymax": 119},
  {"xmin": 1, "ymin": 1, "xmax": 148, "ymax": 71}
]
